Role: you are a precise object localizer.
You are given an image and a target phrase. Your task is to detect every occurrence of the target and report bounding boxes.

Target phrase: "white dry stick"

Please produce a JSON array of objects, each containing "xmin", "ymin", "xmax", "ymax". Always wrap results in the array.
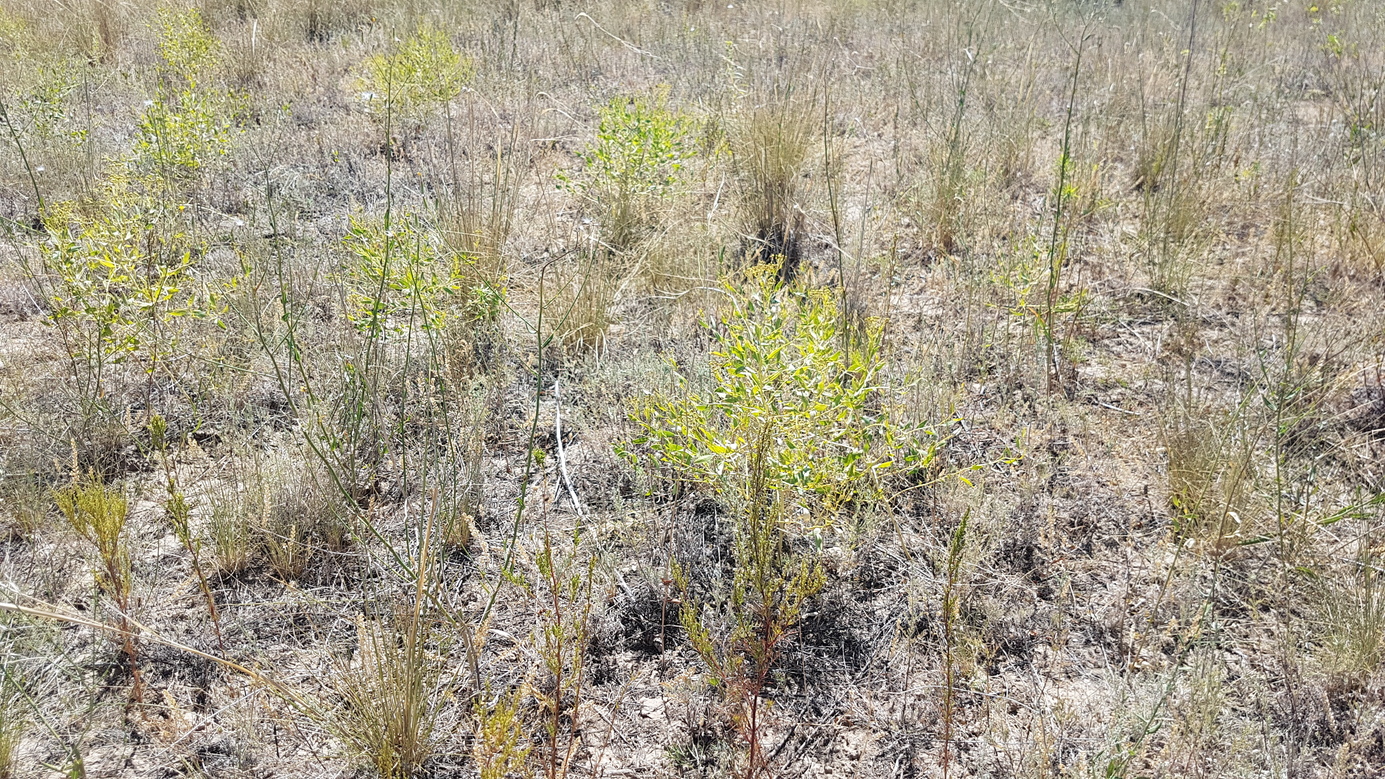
[{"xmin": 554, "ymin": 378, "xmax": 586, "ymax": 523}]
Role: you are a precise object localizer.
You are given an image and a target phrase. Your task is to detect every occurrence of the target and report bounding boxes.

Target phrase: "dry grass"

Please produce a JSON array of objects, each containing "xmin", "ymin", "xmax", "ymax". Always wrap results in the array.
[{"xmin": 1, "ymin": 0, "xmax": 1384, "ymax": 777}]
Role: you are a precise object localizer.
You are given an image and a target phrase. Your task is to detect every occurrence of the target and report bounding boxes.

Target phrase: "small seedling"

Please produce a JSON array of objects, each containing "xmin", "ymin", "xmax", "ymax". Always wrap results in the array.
[{"xmin": 54, "ymin": 476, "xmax": 141, "ymax": 701}]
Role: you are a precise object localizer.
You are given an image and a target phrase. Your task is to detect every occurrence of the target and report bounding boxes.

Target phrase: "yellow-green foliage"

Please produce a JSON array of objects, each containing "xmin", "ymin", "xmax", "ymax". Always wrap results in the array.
[
  {"xmin": 54, "ymin": 480, "xmax": 131, "ymax": 606},
  {"xmin": 473, "ymin": 688, "xmax": 531, "ymax": 779},
  {"xmin": 29, "ymin": 9, "xmax": 224, "ymax": 412},
  {"xmin": 562, "ymin": 89, "xmax": 691, "ymax": 252},
  {"xmin": 0, "ymin": 9, "xmax": 22, "ymax": 46},
  {"xmin": 359, "ymin": 24, "xmax": 470, "ymax": 126},
  {"xmin": 154, "ymin": 8, "xmax": 219, "ymax": 86},
  {"xmin": 632, "ymin": 267, "xmax": 892, "ymax": 524},
  {"xmin": 41, "ymin": 174, "xmax": 205, "ymax": 391},
  {"xmin": 134, "ymin": 89, "xmax": 229, "ymax": 178},
  {"xmin": 341, "ymin": 213, "xmax": 472, "ymax": 334},
  {"xmin": 133, "ymin": 9, "xmax": 229, "ymax": 179},
  {"xmin": 54, "ymin": 476, "xmax": 142, "ymax": 703}
]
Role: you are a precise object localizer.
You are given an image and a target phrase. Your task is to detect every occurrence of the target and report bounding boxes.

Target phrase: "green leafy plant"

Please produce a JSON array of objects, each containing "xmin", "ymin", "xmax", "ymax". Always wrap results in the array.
[
  {"xmin": 629, "ymin": 266, "xmax": 892, "ymax": 777},
  {"xmin": 555, "ymin": 92, "xmax": 691, "ymax": 350},
  {"xmin": 40, "ymin": 175, "xmax": 206, "ymax": 402},
  {"xmin": 153, "ymin": 8, "xmax": 219, "ymax": 82},
  {"xmin": 359, "ymin": 24, "xmax": 471, "ymax": 141},
  {"xmin": 22, "ymin": 10, "xmax": 225, "ymax": 473},
  {"xmin": 341, "ymin": 213, "xmax": 467, "ymax": 335},
  {"xmin": 34, "ymin": 10, "xmax": 224, "ymax": 397},
  {"xmin": 1040, "ymin": 34, "xmax": 1089, "ymax": 392},
  {"xmin": 332, "ymin": 212, "xmax": 479, "ymax": 502},
  {"xmin": 561, "ymin": 89, "xmax": 691, "ymax": 254},
  {"xmin": 132, "ymin": 9, "xmax": 230, "ymax": 182},
  {"xmin": 633, "ymin": 267, "xmax": 893, "ymax": 518},
  {"xmin": 473, "ymin": 687, "xmax": 532, "ymax": 779}
]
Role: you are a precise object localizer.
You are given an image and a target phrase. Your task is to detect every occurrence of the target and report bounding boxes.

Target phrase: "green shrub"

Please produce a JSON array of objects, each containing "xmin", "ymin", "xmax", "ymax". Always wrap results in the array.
[
  {"xmin": 33, "ymin": 10, "xmax": 226, "ymax": 412},
  {"xmin": 132, "ymin": 9, "xmax": 230, "ymax": 181},
  {"xmin": 358, "ymin": 24, "xmax": 470, "ymax": 137},
  {"xmin": 153, "ymin": 8, "xmax": 219, "ymax": 85},
  {"xmin": 632, "ymin": 267, "xmax": 892, "ymax": 521},
  {"xmin": 40, "ymin": 175, "xmax": 206, "ymax": 398},
  {"xmin": 341, "ymin": 213, "xmax": 468, "ymax": 335},
  {"xmin": 562, "ymin": 89, "xmax": 691, "ymax": 253},
  {"xmin": 628, "ymin": 265, "xmax": 892, "ymax": 776}
]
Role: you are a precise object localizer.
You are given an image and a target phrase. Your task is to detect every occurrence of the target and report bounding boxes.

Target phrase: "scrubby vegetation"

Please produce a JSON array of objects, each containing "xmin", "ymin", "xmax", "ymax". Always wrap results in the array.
[{"xmin": 1, "ymin": 0, "xmax": 1384, "ymax": 776}]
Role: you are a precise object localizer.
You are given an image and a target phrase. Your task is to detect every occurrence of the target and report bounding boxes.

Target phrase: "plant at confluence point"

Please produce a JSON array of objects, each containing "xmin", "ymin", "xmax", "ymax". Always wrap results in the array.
[
  {"xmin": 628, "ymin": 265, "xmax": 893, "ymax": 777},
  {"xmin": 560, "ymin": 89, "xmax": 691, "ymax": 255}
]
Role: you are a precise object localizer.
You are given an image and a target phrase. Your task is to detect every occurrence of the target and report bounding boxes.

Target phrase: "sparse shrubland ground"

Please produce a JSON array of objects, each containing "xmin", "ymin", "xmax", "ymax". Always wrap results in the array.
[{"xmin": 0, "ymin": 0, "xmax": 1384, "ymax": 776}]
